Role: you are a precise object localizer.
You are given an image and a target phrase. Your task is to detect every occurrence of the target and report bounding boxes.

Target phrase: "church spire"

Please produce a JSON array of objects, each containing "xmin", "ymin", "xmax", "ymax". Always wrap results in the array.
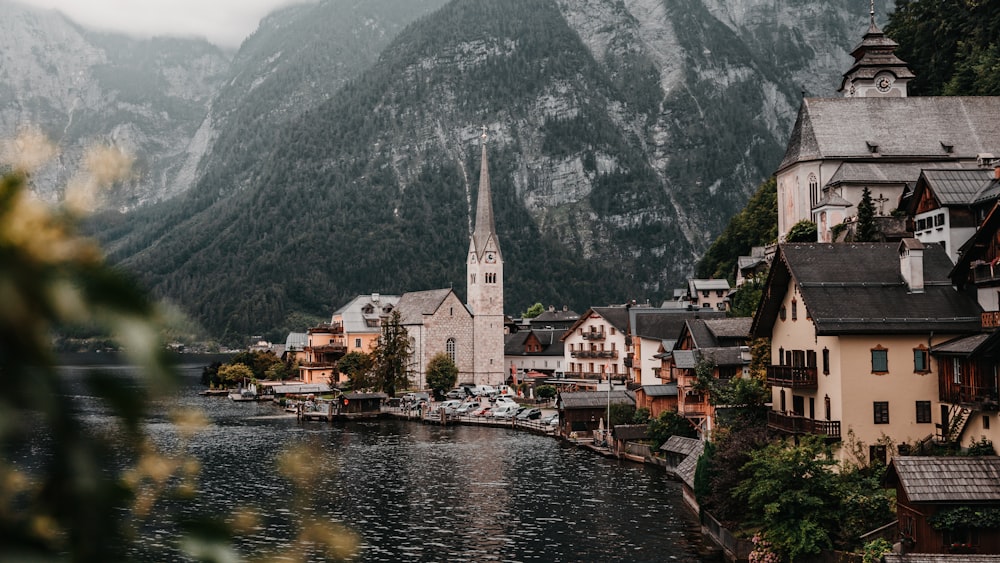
[
  {"xmin": 472, "ymin": 126, "xmax": 499, "ymax": 257},
  {"xmin": 837, "ymin": 2, "xmax": 914, "ymax": 97}
]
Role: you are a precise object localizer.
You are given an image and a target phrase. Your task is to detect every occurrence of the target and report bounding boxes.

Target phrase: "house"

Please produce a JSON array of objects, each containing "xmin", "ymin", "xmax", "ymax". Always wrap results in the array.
[
  {"xmin": 751, "ymin": 241, "xmax": 982, "ymax": 463},
  {"xmin": 504, "ymin": 328, "xmax": 565, "ymax": 379},
  {"xmin": 562, "ymin": 306, "xmax": 631, "ymax": 384},
  {"xmin": 687, "ymin": 279, "xmax": 731, "ymax": 311},
  {"xmin": 776, "ymin": 14, "xmax": 1000, "ymax": 242},
  {"xmin": 338, "ymin": 392, "xmax": 388, "ymax": 416},
  {"xmin": 633, "ymin": 384, "xmax": 678, "ymax": 419},
  {"xmin": 299, "ymin": 323, "xmax": 347, "ymax": 384},
  {"xmin": 660, "ymin": 435, "xmax": 704, "ymax": 510},
  {"xmin": 332, "ymin": 293, "xmax": 402, "ymax": 354},
  {"xmin": 556, "ymin": 390, "xmax": 634, "ymax": 438},
  {"xmin": 283, "ymin": 332, "xmax": 308, "ymax": 364},
  {"xmin": 612, "ymin": 424, "xmax": 649, "ymax": 460},
  {"xmin": 906, "ymin": 167, "xmax": 1000, "ymax": 263},
  {"xmin": 735, "ymin": 246, "xmax": 773, "ymax": 288},
  {"xmin": 883, "ymin": 456, "xmax": 1000, "ymax": 555},
  {"xmin": 630, "ymin": 308, "xmax": 727, "ymax": 385}
]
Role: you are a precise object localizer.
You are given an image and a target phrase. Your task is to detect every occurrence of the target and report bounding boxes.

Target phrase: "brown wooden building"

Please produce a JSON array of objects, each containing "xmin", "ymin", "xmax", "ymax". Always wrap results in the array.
[
  {"xmin": 884, "ymin": 456, "xmax": 1000, "ymax": 555},
  {"xmin": 633, "ymin": 384, "xmax": 678, "ymax": 419},
  {"xmin": 556, "ymin": 390, "xmax": 634, "ymax": 438}
]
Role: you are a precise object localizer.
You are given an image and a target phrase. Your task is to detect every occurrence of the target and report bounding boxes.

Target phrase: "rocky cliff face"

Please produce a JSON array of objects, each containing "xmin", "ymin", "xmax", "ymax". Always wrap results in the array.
[{"xmin": 0, "ymin": 1, "xmax": 230, "ymax": 209}]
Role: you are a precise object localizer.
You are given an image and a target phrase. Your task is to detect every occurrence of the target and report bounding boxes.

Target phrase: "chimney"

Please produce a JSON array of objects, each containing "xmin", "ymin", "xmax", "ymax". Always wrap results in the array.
[{"xmin": 899, "ymin": 239, "xmax": 924, "ymax": 294}]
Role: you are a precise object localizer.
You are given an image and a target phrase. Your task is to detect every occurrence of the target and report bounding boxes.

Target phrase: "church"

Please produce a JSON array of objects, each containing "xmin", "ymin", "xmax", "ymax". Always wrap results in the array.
[
  {"xmin": 304, "ymin": 129, "xmax": 506, "ymax": 389},
  {"xmin": 776, "ymin": 6, "xmax": 1000, "ymax": 244}
]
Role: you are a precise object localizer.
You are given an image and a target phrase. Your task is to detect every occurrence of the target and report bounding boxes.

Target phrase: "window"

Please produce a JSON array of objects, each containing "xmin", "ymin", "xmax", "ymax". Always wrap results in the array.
[
  {"xmin": 874, "ymin": 401, "xmax": 889, "ymax": 424},
  {"xmin": 953, "ymin": 358, "xmax": 963, "ymax": 384},
  {"xmin": 984, "ymin": 415, "xmax": 991, "ymax": 430},
  {"xmin": 824, "ymin": 395, "xmax": 831, "ymax": 420},
  {"xmin": 871, "ymin": 346, "xmax": 888, "ymax": 373},
  {"xmin": 822, "ymin": 348, "xmax": 830, "ymax": 375},
  {"xmin": 913, "ymin": 347, "xmax": 929, "ymax": 372},
  {"xmin": 446, "ymin": 338, "xmax": 456, "ymax": 363},
  {"xmin": 916, "ymin": 401, "xmax": 931, "ymax": 423},
  {"xmin": 779, "ymin": 306, "xmax": 786, "ymax": 321},
  {"xmin": 791, "ymin": 299, "xmax": 798, "ymax": 320},
  {"xmin": 470, "ymin": 274, "xmax": 476, "ymax": 284},
  {"xmin": 808, "ymin": 173, "xmax": 819, "ymax": 207},
  {"xmin": 869, "ymin": 445, "xmax": 887, "ymax": 466},
  {"xmin": 702, "ymin": 290, "xmax": 709, "ymax": 297},
  {"xmin": 934, "ymin": 213, "xmax": 945, "ymax": 227},
  {"xmin": 778, "ymin": 347, "xmax": 785, "ymax": 365},
  {"xmin": 355, "ymin": 338, "xmax": 362, "ymax": 349}
]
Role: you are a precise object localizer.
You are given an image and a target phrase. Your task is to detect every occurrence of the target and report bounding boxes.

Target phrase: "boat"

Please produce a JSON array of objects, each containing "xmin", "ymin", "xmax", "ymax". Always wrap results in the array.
[{"xmin": 229, "ymin": 382, "xmax": 259, "ymax": 402}]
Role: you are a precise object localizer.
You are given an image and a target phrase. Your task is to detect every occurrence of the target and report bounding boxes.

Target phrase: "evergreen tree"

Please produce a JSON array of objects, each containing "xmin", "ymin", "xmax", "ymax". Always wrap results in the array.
[
  {"xmin": 338, "ymin": 351, "xmax": 374, "ymax": 390},
  {"xmin": 371, "ymin": 311, "xmax": 412, "ymax": 396},
  {"xmin": 855, "ymin": 187, "xmax": 879, "ymax": 242}
]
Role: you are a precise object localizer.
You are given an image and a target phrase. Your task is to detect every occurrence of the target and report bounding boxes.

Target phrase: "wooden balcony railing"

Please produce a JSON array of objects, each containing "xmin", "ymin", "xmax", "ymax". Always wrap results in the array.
[
  {"xmin": 581, "ymin": 331, "xmax": 606, "ymax": 340},
  {"xmin": 767, "ymin": 411, "xmax": 841, "ymax": 440},
  {"xmin": 766, "ymin": 365, "xmax": 818, "ymax": 389},
  {"xmin": 940, "ymin": 386, "xmax": 1000, "ymax": 410},
  {"xmin": 570, "ymin": 350, "xmax": 618, "ymax": 359}
]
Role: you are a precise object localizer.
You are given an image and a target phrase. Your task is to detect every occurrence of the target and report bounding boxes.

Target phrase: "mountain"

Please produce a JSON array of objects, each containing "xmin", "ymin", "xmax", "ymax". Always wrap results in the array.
[
  {"xmin": 0, "ymin": 0, "xmax": 230, "ymax": 208},
  {"xmin": 84, "ymin": 0, "xmax": 886, "ymax": 343}
]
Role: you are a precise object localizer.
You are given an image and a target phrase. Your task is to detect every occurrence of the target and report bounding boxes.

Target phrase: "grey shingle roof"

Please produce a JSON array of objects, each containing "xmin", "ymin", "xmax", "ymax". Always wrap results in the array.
[
  {"xmin": 503, "ymin": 328, "xmax": 565, "ymax": 356},
  {"xmin": 612, "ymin": 424, "xmax": 648, "ymax": 441},
  {"xmin": 673, "ymin": 350, "xmax": 697, "ymax": 369},
  {"xmin": 660, "ymin": 435, "xmax": 703, "ymax": 456},
  {"xmin": 559, "ymin": 390, "xmax": 634, "ymax": 409},
  {"xmin": 285, "ymin": 332, "xmax": 308, "ymax": 350},
  {"xmin": 704, "ymin": 318, "xmax": 752, "ymax": 340},
  {"xmin": 632, "ymin": 310, "xmax": 726, "ymax": 340},
  {"xmin": 753, "ymin": 243, "xmax": 982, "ymax": 337},
  {"xmin": 919, "ymin": 168, "xmax": 998, "ymax": 206},
  {"xmin": 638, "ymin": 384, "xmax": 678, "ymax": 397},
  {"xmin": 532, "ymin": 309, "xmax": 579, "ymax": 323},
  {"xmin": 699, "ymin": 347, "xmax": 747, "ymax": 367},
  {"xmin": 396, "ymin": 289, "xmax": 457, "ymax": 325},
  {"xmin": 332, "ymin": 294, "xmax": 403, "ymax": 333},
  {"xmin": 827, "ymin": 161, "xmax": 960, "ymax": 187},
  {"xmin": 779, "ymin": 97, "xmax": 1000, "ymax": 172},
  {"xmin": 887, "ymin": 456, "xmax": 1000, "ymax": 503},
  {"xmin": 931, "ymin": 333, "xmax": 993, "ymax": 355},
  {"xmin": 685, "ymin": 319, "xmax": 717, "ymax": 348}
]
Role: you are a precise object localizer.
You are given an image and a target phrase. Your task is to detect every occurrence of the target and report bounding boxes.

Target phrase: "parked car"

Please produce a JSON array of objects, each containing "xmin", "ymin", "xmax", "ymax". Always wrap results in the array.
[
  {"xmin": 455, "ymin": 401, "xmax": 480, "ymax": 415},
  {"xmin": 402, "ymin": 392, "xmax": 430, "ymax": 405},
  {"xmin": 541, "ymin": 413, "xmax": 559, "ymax": 426},
  {"xmin": 472, "ymin": 406, "xmax": 492, "ymax": 417},
  {"xmin": 432, "ymin": 400, "xmax": 463, "ymax": 415},
  {"xmin": 445, "ymin": 388, "xmax": 468, "ymax": 400},
  {"xmin": 493, "ymin": 396, "xmax": 517, "ymax": 407},
  {"xmin": 516, "ymin": 407, "xmax": 542, "ymax": 420},
  {"xmin": 491, "ymin": 404, "xmax": 519, "ymax": 419}
]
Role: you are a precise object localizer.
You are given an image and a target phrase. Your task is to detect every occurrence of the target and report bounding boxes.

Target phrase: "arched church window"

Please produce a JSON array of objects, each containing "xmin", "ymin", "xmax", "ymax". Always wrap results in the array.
[
  {"xmin": 446, "ymin": 338, "xmax": 456, "ymax": 363},
  {"xmin": 808, "ymin": 173, "xmax": 819, "ymax": 208}
]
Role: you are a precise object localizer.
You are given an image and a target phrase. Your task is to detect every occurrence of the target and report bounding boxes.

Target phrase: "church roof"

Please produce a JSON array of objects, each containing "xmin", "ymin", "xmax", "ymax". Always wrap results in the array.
[
  {"xmin": 778, "ymin": 97, "xmax": 1000, "ymax": 172},
  {"xmin": 825, "ymin": 161, "xmax": 961, "ymax": 187},
  {"xmin": 471, "ymin": 130, "xmax": 500, "ymax": 259},
  {"xmin": 395, "ymin": 289, "xmax": 463, "ymax": 325}
]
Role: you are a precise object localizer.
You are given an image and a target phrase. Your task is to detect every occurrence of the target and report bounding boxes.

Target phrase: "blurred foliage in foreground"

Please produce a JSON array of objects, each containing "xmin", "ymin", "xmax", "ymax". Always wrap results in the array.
[{"xmin": 0, "ymin": 130, "xmax": 357, "ymax": 561}]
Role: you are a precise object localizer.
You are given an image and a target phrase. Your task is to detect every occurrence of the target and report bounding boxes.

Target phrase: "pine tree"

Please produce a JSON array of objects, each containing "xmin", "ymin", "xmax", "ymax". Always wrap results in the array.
[
  {"xmin": 371, "ymin": 310, "xmax": 412, "ymax": 397},
  {"xmin": 855, "ymin": 187, "xmax": 879, "ymax": 242}
]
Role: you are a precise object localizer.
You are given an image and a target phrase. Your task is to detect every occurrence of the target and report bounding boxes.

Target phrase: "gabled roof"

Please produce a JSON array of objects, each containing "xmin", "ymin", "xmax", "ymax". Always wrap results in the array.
[
  {"xmin": 699, "ymin": 347, "xmax": 748, "ymax": 367},
  {"xmin": 885, "ymin": 456, "xmax": 1000, "ymax": 503},
  {"xmin": 504, "ymin": 328, "xmax": 565, "ymax": 356},
  {"xmin": 532, "ymin": 308, "xmax": 579, "ymax": 324},
  {"xmin": 704, "ymin": 318, "xmax": 752, "ymax": 340},
  {"xmin": 332, "ymin": 294, "xmax": 402, "ymax": 333},
  {"xmin": 558, "ymin": 390, "xmax": 633, "ymax": 409},
  {"xmin": 673, "ymin": 350, "xmax": 697, "ymax": 369},
  {"xmin": 396, "ymin": 289, "xmax": 463, "ymax": 325},
  {"xmin": 752, "ymin": 243, "xmax": 982, "ymax": 337},
  {"xmin": 632, "ymin": 309, "xmax": 725, "ymax": 340},
  {"xmin": 285, "ymin": 332, "xmax": 308, "ymax": 350},
  {"xmin": 778, "ymin": 97, "xmax": 1000, "ymax": 172},
  {"xmin": 910, "ymin": 168, "xmax": 998, "ymax": 210},
  {"xmin": 689, "ymin": 279, "xmax": 731, "ymax": 291},
  {"xmin": 562, "ymin": 306, "xmax": 630, "ymax": 340},
  {"xmin": 637, "ymin": 384, "xmax": 678, "ymax": 398},
  {"xmin": 931, "ymin": 332, "xmax": 1000, "ymax": 358}
]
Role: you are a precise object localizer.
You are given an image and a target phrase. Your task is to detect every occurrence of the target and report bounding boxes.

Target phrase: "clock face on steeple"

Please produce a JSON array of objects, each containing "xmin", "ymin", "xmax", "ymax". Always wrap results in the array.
[
  {"xmin": 485, "ymin": 252, "xmax": 496, "ymax": 263},
  {"xmin": 875, "ymin": 74, "xmax": 893, "ymax": 93}
]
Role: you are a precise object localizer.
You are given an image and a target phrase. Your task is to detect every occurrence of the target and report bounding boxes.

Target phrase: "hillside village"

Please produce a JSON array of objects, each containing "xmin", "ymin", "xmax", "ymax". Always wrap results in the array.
[{"xmin": 235, "ymin": 10, "xmax": 1000, "ymax": 561}]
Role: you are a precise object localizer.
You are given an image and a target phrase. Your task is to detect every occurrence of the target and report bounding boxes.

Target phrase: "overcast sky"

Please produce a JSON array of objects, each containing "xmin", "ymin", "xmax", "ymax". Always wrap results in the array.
[{"xmin": 18, "ymin": 0, "xmax": 315, "ymax": 49}]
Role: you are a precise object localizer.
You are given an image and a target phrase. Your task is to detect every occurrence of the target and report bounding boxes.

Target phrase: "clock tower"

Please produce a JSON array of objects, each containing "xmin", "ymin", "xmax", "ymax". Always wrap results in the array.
[
  {"xmin": 467, "ymin": 127, "xmax": 505, "ymax": 386},
  {"xmin": 838, "ymin": 1, "xmax": 914, "ymax": 98}
]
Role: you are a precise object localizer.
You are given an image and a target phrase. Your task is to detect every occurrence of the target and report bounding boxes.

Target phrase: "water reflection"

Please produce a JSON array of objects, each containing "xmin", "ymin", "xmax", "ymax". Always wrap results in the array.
[{"xmin": 48, "ymin": 359, "xmax": 717, "ymax": 562}]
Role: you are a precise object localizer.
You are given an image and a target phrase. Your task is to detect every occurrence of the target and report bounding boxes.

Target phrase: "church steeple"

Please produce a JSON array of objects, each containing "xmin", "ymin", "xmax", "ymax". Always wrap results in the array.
[
  {"xmin": 838, "ymin": 1, "xmax": 915, "ymax": 97},
  {"xmin": 471, "ymin": 126, "xmax": 500, "ymax": 259}
]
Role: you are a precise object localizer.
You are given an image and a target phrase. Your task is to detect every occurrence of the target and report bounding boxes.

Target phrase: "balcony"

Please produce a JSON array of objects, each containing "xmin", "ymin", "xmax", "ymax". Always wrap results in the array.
[
  {"xmin": 973, "ymin": 263, "xmax": 1000, "ymax": 285},
  {"xmin": 941, "ymin": 386, "xmax": 1000, "ymax": 411},
  {"xmin": 766, "ymin": 365, "xmax": 818, "ymax": 389},
  {"xmin": 767, "ymin": 411, "xmax": 841, "ymax": 441},
  {"xmin": 581, "ymin": 331, "xmax": 606, "ymax": 340},
  {"xmin": 983, "ymin": 311, "xmax": 1000, "ymax": 330},
  {"xmin": 570, "ymin": 350, "xmax": 619, "ymax": 359}
]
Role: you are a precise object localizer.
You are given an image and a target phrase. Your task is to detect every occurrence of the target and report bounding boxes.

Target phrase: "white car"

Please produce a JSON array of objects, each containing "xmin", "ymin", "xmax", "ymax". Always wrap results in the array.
[
  {"xmin": 493, "ymin": 396, "xmax": 517, "ymax": 407},
  {"xmin": 432, "ymin": 399, "xmax": 463, "ymax": 415},
  {"xmin": 491, "ymin": 404, "xmax": 519, "ymax": 419}
]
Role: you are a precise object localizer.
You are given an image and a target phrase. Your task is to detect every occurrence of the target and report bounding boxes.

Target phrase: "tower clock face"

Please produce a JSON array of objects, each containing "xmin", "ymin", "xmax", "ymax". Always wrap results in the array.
[
  {"xmin": 875, "ymin": 75, "xmax": 893, "ymax": 93},
  {"xmin": 485, "ymin": 252, "xmax": 496, "ymax": 263}
]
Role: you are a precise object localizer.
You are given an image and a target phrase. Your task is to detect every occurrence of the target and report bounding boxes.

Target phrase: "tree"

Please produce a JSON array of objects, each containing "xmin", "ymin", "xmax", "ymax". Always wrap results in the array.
[
  {"xmin": 728, "ymin": 272, "xmax": 766, "ymax": 318},
  {"xmin": 608, "ymin": 402, "xmax": 635, "ymax": 426},
  {"xmin": 733, "ymin": 436, "xmax": 841, "ymax": 561},
  {"xmin": 696, "ymin": 177, "xmax": 778, "ymax": 279},
  {"xmin": 265, "ymin": 359, "xmax": 296, "ymax": 381},
  {"xmin": 228, "ymin": 349, "xmax": 282, "ymax": 379},
  {"xmin": 338, "ymin": 351, "xmax": 374, "ymax": 390},
  {"xmin": 425, "ymin": 352, "xmax": 458, "ymax": 399},
  {"xmin": 521, "ymin": 302, "xmax": 545, "ymax": 318},
  {"xmin": 218, "ymin": 362, "xmax": 255, "ymax": 384},
  {"xmin": 371, "ymin": 310, "xmax": 412, "ymax": 396},
  {"xmin": 785, "ymin": 220, "xmax": 817, "ymax": 243},
  {"xmin": 854, "ymin": 187, "xmax": 879, "ymax": 242},
  {"xmin": 535, "ymin": 384, "xmax": 557, "ymax": 400},
  {"xmin": 647, "ymin": 410, "xmax": 697, "ymax": 448}
]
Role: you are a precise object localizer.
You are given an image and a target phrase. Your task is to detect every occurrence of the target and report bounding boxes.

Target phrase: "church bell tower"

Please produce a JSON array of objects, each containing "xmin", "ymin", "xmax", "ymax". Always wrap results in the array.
[
  {"xmin": 467, "ymin": 127, "xmax": 505, "ymax": 386},
  {"xmin": 838, "ymin": 1, "xmax": 914, "ymax": 98}
]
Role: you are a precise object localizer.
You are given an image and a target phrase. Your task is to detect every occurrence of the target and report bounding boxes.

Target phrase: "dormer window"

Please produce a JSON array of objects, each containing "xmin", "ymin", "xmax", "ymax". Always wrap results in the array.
[
  {"xmin": 940, "ymin": 141, "xmax": 954, "ymax": 154},
  {"xmin": 363, "ymin": 305, "xmax": 374, "ymax": 315},
  {"xmin": 866, "ymin": 141, "xmax": 879, "ymax": 154}
]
